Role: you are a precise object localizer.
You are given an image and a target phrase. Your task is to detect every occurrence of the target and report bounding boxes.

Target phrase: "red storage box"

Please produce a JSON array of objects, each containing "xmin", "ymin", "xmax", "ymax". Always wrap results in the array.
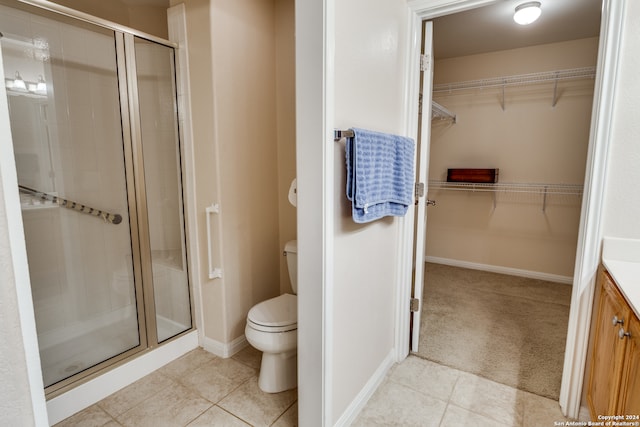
[{"xmin": 446, "ymin": 168, "xmax": 499, "ymax": 183}]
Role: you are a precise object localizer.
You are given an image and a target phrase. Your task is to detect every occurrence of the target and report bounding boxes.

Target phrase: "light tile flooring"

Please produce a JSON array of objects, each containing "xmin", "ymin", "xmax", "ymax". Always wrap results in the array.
[
  {"xmin": 55, "ymin": 347, "xmax": 588, "ymax": 427},
  {"xmin": 54, "ymin": 346, "xmax": 297, "ymax": 427},
  {"xmin": 353, "ymin": 356, "xmax": 589, "ymax": 427}
]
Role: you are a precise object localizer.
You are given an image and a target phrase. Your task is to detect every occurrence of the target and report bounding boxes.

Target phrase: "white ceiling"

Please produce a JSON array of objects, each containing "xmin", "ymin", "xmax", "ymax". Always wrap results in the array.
[
  {"xmin": 433, "ymin": 0, "xmax": 602, "ymax": 59},
  {"xmin": 118, "ymin": 0, "xmax": 601, "ymax": 60}
]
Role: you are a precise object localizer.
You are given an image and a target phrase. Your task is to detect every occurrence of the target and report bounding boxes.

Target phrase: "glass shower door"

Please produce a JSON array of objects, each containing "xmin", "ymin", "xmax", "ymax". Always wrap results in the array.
[
  {"xmin": 131, "ymin": 36, "xmax": 192, "ymax": 342},
  {"xmin": 0, "ymin": 6, "xmax": 144, "ymax": 389}
]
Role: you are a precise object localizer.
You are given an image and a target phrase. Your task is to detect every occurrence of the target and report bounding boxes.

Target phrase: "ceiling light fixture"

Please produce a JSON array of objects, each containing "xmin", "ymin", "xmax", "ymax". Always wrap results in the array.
[{"xmin": 514, "ymin": 1, "xmax": 542, "ymax": 25}]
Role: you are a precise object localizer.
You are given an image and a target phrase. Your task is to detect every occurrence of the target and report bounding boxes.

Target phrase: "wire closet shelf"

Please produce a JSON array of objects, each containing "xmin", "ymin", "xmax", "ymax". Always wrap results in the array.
[
  {"xmin": 428, "ymin": 181, "xmax": 583, "ymax": 196},
  {"xmin": 432, "ymin": 66, "xmax": 597, "ymax": 94},
  {"xmin": 428, "ymin": 181, "xmax": 583, "ymax": 212}
]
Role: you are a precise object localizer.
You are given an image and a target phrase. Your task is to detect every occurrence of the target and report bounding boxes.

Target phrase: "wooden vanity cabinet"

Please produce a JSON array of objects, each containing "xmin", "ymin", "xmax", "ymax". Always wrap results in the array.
[
  {"xmin": 587, "ymin": 270, "xmax": 640, "ymax": 419},
  {"xmin": 617, "ymin": 312, "xmax": 640, "ymax": 416}
]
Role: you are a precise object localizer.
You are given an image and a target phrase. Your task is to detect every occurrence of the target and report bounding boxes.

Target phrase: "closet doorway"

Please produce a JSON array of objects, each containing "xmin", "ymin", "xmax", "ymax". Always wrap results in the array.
[{"xmin": 412, "ymin": 0, "xmax": 602, "ymax": 402}]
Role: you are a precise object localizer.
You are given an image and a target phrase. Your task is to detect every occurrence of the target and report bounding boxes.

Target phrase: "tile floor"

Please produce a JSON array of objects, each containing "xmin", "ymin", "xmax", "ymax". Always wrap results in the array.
[
  {"xmin": 54, "ymin": 346, "xmax": 297, "ymax": 427},
  {"xmin": 55, "ymin": 348, "xmax": 587, "ymax": 427},
  {"xmin": 353, "ymin": 356, "xmax": 589, "ymax": 427}
]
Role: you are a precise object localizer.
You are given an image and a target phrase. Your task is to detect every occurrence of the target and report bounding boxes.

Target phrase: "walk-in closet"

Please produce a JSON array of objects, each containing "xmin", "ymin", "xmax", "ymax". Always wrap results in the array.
[{"xmin": 415, "ymin": 0, "xmax": 602, "ymax": 401}]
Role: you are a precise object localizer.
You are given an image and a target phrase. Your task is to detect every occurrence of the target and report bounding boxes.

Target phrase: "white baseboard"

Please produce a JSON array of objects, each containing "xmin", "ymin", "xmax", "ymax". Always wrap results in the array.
[
  {"xmin": 202, "ymin": 334, "xmax": 248, "ymax": 358},
  {"xmin": 334, "ymin": 350, "xmax": 396, "ymax": 427},
  {"xmin": 47, "ymin": 330, "xmax": 198, "ymax": 425},
  {"xmin": 425, "ymin": 256, "xmax": 573, "ymax": 285}
]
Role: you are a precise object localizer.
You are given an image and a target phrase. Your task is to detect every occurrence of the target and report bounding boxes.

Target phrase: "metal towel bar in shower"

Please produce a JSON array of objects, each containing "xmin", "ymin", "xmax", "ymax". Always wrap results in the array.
[{"xmin": 18, "ymin": 185, "xmax": 122, "ymax": 225}]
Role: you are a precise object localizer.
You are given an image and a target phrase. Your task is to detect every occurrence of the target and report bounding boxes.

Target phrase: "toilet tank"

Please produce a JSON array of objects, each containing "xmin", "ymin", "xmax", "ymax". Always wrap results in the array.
[{"xmin": 284, "ymin": 240, "xmax": 298, "ymax": 294}]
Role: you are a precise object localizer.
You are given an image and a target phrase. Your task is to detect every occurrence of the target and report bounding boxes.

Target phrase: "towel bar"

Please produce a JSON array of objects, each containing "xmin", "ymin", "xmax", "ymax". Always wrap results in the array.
[
  {"xmin": 18, "ymin": 185, "xmax": 122, "ymax": 225},
  {"xmin": 334, "ymin": 129, "xmax": 354, "ymax": 140}
]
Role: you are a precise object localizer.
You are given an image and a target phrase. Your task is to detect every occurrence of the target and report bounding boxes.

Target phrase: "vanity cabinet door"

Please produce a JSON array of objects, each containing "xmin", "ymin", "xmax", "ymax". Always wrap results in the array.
[
  {"xmin": 617, "ymin": 313, "xmax": 640, "ymax": 416},
  {"xmin": 588, "ymin": 271, "xmax": 630, "ymax": 419}
]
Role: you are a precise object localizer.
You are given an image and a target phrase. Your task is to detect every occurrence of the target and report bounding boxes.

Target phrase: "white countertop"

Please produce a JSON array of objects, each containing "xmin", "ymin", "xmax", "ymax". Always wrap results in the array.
[{"xmin": 602, "ymin": 237, "xmax": 640, "ymax": 319}]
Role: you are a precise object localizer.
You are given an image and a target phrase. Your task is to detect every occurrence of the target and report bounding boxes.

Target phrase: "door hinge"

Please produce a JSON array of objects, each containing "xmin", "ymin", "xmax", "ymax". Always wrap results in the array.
[
  {"xmin": 410, "ymin": 298, "xmax": 420, "ymax": 312},
  {"xmin": 420, "ymin": 54, "xmax": 431, "ymax": 72},
  {"xmin": 415, "ymin": 182, "xmax": 425, "ymax": 199}
]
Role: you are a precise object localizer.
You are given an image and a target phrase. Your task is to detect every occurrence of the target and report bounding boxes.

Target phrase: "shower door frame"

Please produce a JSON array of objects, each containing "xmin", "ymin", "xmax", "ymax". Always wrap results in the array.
[{"xmin": 1, "ymin": 0, "xmax": 195, "ymax": 398}]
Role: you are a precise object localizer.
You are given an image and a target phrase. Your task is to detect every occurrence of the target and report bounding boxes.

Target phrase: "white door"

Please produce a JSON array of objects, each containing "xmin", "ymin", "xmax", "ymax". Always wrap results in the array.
[{"xmin": 410, "ymin": 20, "xmax": 434, "ymax": 352}]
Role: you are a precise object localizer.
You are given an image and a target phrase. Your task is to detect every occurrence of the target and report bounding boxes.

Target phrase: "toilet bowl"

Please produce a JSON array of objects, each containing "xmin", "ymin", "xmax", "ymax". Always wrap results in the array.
[{"xmin": 245, "ymin": 240, "xmax": 298, "ymax": 393}]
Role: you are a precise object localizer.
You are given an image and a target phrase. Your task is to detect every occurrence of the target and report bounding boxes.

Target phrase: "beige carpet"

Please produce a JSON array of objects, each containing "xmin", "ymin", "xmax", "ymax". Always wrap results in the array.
[{"xmin": 416, "ymin": 263, "xmax": 572, "ymax": 400}]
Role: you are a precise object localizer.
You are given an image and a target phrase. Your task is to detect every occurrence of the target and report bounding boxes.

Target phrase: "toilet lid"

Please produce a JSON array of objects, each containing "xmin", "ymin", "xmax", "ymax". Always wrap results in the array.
[{"xmin": 247, "ymin": 293, "xmax": 297, "ymax": 328}]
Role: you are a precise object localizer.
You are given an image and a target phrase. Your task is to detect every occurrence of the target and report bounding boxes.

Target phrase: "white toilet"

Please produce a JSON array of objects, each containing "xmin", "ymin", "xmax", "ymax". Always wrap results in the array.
[{"xmin": 245, "ymin": 240, "xmax": 298, "ymax": 393}]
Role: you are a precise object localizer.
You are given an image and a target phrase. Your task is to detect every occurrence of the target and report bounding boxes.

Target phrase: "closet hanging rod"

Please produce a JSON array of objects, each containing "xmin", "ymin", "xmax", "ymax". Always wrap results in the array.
[
  {"xmin": 334, "ymin": 129, "xmax": 355, "ymax": 140},
  {"xmin": 433, "ymin": 66, "xmax": 596, "ymax": 93}
]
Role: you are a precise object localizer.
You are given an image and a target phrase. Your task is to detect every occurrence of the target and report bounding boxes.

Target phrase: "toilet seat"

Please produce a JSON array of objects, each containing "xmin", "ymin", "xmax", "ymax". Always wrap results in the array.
[{"xmin": 247, "ymin": 293, "xmax": 297, "ymax": 333}]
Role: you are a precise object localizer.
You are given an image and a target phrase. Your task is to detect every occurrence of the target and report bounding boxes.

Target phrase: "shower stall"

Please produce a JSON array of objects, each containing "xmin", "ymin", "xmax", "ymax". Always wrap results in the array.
[{"xmin": 0, "ymin": 0, "xmax": 193, "ymax": 396}]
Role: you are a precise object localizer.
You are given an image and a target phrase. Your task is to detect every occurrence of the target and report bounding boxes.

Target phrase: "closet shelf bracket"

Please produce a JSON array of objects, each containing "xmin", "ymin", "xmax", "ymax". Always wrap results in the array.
[
  {"xmin": 419, "ymin": 94, "xmax": 457, "ymax": 123},
  {"xmin": 431, "ymin": 100, "xmax": 457, "ymax": 123}
]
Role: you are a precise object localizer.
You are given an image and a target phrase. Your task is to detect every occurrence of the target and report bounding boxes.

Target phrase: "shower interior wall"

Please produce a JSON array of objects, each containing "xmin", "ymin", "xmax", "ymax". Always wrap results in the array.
[{"xmin": 172, "ymin": 0, "xmax": 297, "ymax": 348}]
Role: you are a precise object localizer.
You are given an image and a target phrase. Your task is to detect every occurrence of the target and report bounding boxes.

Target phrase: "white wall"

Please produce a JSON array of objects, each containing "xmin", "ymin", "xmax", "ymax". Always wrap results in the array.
[
  {"xmin": 295, "ymin": 0, "xmax": 328, "ymax": 422},
  {"xmin": 601, "ymin": 1, "xmax": 640, "ymax": 236},
  {"xmin": 0, "ymin": 145, "xmax": 41, "ymax": 427},
  {"xmin": 0, "ymin": 44, "xmax": 48, "ymax": 426},
  {"xmin": 176, "ymin": 0, "xmax": 285, "ymax": 352},
  {"xmin": 209, "ymin": 0, "xmax": 281, "ymax": 344},
  {"xmin": 427, "ymin": 38, "xmax": 598, "ymax": 278},
  {"xmin": 332, "ymin": 0, "xmax": 411, "ymax": 423}
]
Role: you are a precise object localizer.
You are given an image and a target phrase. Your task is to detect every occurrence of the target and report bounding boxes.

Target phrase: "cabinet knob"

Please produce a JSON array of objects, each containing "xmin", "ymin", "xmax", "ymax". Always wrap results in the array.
[
  {"xmin": 613, "ymin": 315, "xmax": 624, "ymax": 326},
  {"xmin": 619, "ymin": 327, "xmax": 631, "ymax": 339}
]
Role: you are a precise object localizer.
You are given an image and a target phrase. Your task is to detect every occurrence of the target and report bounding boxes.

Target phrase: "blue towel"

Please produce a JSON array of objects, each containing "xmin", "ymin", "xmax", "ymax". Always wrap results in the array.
[{"xmin": 345, "ymin": 128, "xmax": 415, "ymax": 223}]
